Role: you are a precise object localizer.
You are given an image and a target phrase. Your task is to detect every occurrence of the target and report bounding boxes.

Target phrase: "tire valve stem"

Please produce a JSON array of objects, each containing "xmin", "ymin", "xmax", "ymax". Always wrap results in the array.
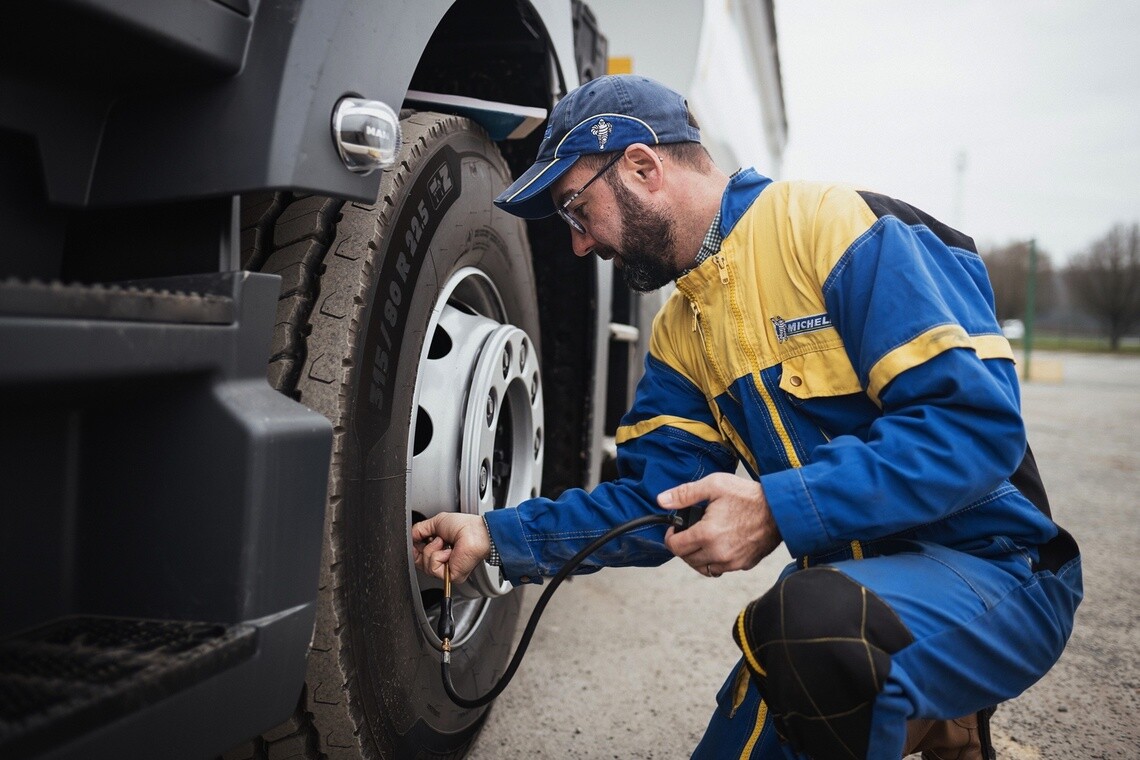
[{"xmin": 439, "ymin": 562, "xmax": 455, "ymax": 663}]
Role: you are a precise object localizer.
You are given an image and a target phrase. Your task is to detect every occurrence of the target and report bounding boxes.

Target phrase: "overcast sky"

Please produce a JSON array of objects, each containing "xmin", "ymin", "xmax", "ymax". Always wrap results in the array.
[{"xmin": 772, "ymin": 1, "xmax": 1140, "ymax": 263}]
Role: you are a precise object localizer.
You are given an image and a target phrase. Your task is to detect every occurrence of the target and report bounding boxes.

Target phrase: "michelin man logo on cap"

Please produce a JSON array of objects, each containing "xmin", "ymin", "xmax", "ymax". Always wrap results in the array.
[
  {"xmin": 493, "ymin": 75, "xmax": 703, "ymax": 220},
  {"xmin": 591, "ymin": 118, "xmax": 613, "ymax": 150}
]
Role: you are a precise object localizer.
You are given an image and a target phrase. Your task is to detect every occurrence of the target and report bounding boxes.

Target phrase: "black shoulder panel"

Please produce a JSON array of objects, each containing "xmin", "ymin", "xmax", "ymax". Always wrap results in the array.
[
  {"xmin": 1014, "ymin": 443, "xmax": 1082, "ymax": 573},
  {"xmin": 1011, "ymin": 443, "xmax": 1052, "ymax": 518},
  {"xmin": 856, "ymin": 190, "xmax": 977, "ymax": 253}
]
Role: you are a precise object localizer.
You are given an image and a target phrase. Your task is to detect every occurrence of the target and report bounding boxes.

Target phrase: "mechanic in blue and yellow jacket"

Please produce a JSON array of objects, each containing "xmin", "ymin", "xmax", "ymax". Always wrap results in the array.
[{"xmin": 412, "ymin": 75, "xmax": 1082, "ymax": 759}]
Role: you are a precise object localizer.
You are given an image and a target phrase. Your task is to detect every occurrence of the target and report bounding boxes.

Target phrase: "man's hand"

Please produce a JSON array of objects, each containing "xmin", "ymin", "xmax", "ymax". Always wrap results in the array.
[
  {"xmin": 658, "ymin": 473, "xmax": 781, "ymax": 578},
  {"xmin": 411, "ymin": 513, "xmax": 491, "ymax": 583}
]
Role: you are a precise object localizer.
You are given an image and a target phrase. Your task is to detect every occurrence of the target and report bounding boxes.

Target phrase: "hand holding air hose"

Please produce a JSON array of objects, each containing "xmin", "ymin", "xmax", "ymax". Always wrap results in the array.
[
  {"xmin": 414, "ymin": 473, "xmax": 777, "ymax": 708},
  {"xmin": 434, "ymin": 511, "xmax": 698, "ymax": 708},
  {"xmin": 412, "ymin": 514, "xmax": 492, "ymax": 586}
]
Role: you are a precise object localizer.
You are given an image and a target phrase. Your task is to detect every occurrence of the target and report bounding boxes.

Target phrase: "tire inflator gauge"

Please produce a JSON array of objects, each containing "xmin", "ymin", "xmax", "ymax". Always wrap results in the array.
[{"xmin": 438, "ymin": 504, "xmax": 706, "ymax": 707}]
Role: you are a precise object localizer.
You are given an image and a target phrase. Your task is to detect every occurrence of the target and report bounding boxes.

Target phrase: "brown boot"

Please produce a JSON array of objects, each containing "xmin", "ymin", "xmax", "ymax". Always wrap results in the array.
[{"xmin": 903, "ymin": 709, "xmax": 995, "ymax": 759}]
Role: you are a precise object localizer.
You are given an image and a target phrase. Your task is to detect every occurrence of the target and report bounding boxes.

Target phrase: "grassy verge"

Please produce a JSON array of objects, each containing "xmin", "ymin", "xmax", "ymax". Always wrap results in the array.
[{"xmin": 1009, "ymin": 333, "xmax": 1140, "ymax": 355}]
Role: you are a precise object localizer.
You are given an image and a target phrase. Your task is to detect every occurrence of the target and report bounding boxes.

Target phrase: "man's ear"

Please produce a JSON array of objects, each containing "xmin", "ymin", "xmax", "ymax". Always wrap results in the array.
[{"xmin": 621, "ymin": 143, "xmax": 665, "ymax": 192}]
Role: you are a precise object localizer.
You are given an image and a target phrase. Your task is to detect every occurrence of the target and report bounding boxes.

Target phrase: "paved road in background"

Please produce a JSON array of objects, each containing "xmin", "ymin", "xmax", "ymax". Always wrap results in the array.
[{"xmin": 467, "ymin": 351, "xmax": 1139, "ymax": 759}]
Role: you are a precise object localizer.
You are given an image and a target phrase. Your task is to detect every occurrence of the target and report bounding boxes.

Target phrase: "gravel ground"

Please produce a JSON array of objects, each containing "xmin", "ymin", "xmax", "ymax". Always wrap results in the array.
[{"xmin": 466, "ymin": 351, "xmax": 1140, "ymax": 759}]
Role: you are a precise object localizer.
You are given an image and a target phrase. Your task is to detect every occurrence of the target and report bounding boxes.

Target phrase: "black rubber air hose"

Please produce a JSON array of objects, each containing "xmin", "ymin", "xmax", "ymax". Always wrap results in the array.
[{"xmin": 438, "ymin": 512, "xmax": 681, "ymax": 708}]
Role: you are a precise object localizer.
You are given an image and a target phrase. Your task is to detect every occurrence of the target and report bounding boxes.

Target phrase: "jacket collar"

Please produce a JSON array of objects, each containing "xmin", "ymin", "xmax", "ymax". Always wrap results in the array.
[{"xmin": 720, "ymin": 168, "xmax": 772, "ymax": 238}]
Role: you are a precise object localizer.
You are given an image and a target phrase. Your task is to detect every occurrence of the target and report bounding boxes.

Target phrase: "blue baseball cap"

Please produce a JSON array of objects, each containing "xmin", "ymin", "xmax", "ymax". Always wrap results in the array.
[{"xmin": 493, "ymin": 75, "xmax": 701, "ymax": 219}]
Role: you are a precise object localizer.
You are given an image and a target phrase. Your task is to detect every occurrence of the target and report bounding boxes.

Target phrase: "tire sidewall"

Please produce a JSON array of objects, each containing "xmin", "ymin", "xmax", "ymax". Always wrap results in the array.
[{"xmin": 343, "ymin": 121, "xmax": 537, "ymax": 753}]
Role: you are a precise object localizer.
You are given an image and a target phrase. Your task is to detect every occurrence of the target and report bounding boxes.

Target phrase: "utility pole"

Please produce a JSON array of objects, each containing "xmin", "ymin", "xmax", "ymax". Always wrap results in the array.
[{"xmin": 1023, "ymin": 238, "xmax": 1037, "ymax": 381}]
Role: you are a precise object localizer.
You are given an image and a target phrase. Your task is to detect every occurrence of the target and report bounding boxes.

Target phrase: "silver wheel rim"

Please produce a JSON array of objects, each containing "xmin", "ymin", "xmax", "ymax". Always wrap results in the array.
[{"xmin": 407, "ymin": 267, "xmax": 544, "ymax": 648}]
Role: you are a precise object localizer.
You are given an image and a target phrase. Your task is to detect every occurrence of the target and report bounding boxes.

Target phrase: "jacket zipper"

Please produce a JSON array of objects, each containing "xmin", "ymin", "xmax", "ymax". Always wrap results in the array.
[
  {"xmin": 683, "ymin": 279, "xmax": 739, "ymax": 394},
  {"xmin": 683, "ymin": 290, "xmax": 754, "ymax": 470},
  {"xmin": 714, "ymin": 253, "xmax": 730, "ymax": 284},
  {"xmin": 714, "ymin": 252, "xmax": 802, "ymax": 469}
]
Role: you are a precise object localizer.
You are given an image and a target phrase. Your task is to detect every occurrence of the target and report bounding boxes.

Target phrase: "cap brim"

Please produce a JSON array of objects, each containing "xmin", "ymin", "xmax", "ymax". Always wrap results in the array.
[{"xmin": 493, "ymin": 156, "xmax": 579, "ymax": 219}]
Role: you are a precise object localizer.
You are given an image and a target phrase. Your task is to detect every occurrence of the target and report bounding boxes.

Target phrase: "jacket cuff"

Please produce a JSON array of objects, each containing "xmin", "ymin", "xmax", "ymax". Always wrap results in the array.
[
  {"xmin": 760, "ymin": 467, "xmax": 830, "ymax": 559},
  {"xmin": 483, "ymin": 508, "xmax": 544, "ymax": 585}
]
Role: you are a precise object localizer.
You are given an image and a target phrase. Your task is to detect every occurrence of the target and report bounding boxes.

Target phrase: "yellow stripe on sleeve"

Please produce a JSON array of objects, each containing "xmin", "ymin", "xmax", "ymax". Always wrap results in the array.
[
  {"xmin": 867, "ymin": 327, "xmax": 1018, "ymax": 405},
  {"xmin": 972, "ymin": 333, "xmax": 1015, "ymax": 361},
  {"xmin": 866, "ymin": 324, "xmax": 970, "ymax": 405},
  {"xmin": 615, "ymin": 415, "xmax": 723, "ymax": 446}
]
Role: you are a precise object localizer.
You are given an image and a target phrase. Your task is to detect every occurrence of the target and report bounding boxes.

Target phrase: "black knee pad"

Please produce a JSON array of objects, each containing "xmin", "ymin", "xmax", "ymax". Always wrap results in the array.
[{"xmin": 732, "ymin": 567, "xmax": 914, "ymax": 758}]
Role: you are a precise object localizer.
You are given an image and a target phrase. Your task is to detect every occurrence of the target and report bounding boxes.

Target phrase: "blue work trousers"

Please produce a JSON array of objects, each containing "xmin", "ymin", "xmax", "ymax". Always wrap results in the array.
[{"xmin": 692, "ymin": 540, "xmax": 1082, "ymax": 759}]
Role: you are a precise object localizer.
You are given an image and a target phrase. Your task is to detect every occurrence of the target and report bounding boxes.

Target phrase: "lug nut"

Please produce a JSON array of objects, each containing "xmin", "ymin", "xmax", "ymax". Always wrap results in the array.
[
  {"xmin": 486, "ymin": 393, "xmax": 496, "ymax": 426},
  {"xmin": 502, "ymin": 345, "xmax": 512, "ymax": 379},
  {"xmin": 519, "ymin": 340, "xmax": 528, "ymax": 371},
  {"xmin": 479, "ymin": 461, "xmax": 489, "ymax": 497}
]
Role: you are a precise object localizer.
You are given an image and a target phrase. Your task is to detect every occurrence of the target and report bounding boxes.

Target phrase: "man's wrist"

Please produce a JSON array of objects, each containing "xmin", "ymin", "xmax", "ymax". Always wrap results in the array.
[{"xmin": 483, "ymin": 516, "xmax": 501, "ymax": 566}]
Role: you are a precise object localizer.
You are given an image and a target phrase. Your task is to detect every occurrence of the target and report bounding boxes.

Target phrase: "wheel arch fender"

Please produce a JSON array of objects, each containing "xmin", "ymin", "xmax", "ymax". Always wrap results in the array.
[
  {"xmin": 271, "ymin": 0, "xmax": 581, "ymax": 202},
  {"xmin": 59, "ymin": 0, "xmax": 581, "ymax": 206}
]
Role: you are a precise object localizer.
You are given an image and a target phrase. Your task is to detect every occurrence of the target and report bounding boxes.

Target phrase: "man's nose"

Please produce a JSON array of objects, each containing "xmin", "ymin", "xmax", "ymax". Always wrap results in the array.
[{"xmin": 571, "ymin": 228, "xmax": 596, "ymax": 258}]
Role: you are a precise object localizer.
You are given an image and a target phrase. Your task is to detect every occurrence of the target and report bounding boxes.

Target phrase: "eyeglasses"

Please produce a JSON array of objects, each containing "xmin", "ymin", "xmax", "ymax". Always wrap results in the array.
[{"xmin": 556, "ymin": 152, "xmax": 624, "ymax": 234}]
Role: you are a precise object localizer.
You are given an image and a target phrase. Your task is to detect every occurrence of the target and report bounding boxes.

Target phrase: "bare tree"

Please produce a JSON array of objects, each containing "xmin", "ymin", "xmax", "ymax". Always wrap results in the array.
[
  {"xmin": 1066, "ymin": 223, "xmax": 1140, "ymax": 350},
  {"xmin": 981, "ymin": 241, "xmax": 1055, "ymax": 320}
]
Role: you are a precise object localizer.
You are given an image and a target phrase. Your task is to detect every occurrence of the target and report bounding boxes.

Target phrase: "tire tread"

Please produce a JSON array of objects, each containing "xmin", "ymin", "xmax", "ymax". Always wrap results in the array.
[{"xmin": 225, "ymin": 114, "xmax": 515, "ymax": 760}]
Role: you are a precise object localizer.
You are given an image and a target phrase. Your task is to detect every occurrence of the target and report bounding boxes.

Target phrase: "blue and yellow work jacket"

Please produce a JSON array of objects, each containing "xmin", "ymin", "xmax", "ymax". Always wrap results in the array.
[{"xmin": 485, "ymin": 169, "xmax": 1059, "ymax": 583}]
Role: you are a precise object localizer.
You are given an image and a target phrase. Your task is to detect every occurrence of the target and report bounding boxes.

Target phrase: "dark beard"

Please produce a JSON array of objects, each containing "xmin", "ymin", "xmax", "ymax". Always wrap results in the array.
[{"xmin": 594, "ymin": 177, "xmax": 680, "ymax": 292}]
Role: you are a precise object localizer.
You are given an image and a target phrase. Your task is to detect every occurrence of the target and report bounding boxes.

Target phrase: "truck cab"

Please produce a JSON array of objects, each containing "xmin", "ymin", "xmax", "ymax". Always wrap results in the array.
[{"xmin": 0, "ymin": 2, "xmax": 784, "ymax": 758}]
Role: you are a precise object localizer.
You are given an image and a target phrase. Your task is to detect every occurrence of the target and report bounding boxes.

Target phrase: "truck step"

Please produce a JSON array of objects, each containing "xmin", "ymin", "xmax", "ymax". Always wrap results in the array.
[
  {"xmin": 0, "ymin": 616, "xmax": 256, "ymax": 759},
  {"xmin": 0, "ymin": 277, "xmax": 235, "ymax": 324}
]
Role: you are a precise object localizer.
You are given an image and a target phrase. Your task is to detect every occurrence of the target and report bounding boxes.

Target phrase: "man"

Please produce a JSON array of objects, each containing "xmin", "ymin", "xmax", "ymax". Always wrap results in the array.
[{"xmin": 412, "ymin": 75, "xmax": 1082, "ymax": 759}]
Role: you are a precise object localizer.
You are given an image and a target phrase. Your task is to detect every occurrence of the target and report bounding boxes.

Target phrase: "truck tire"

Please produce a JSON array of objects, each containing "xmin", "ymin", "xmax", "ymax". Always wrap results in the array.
[{"xmin": 238, "ymin": 113, "xmax": 544, "ymax": 759}]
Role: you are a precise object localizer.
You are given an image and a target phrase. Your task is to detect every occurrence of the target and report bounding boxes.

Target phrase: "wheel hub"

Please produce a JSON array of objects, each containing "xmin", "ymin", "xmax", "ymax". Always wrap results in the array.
[{"xmin": 408, "ymin": 269, "xmax": 543, "ymax": 644}]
